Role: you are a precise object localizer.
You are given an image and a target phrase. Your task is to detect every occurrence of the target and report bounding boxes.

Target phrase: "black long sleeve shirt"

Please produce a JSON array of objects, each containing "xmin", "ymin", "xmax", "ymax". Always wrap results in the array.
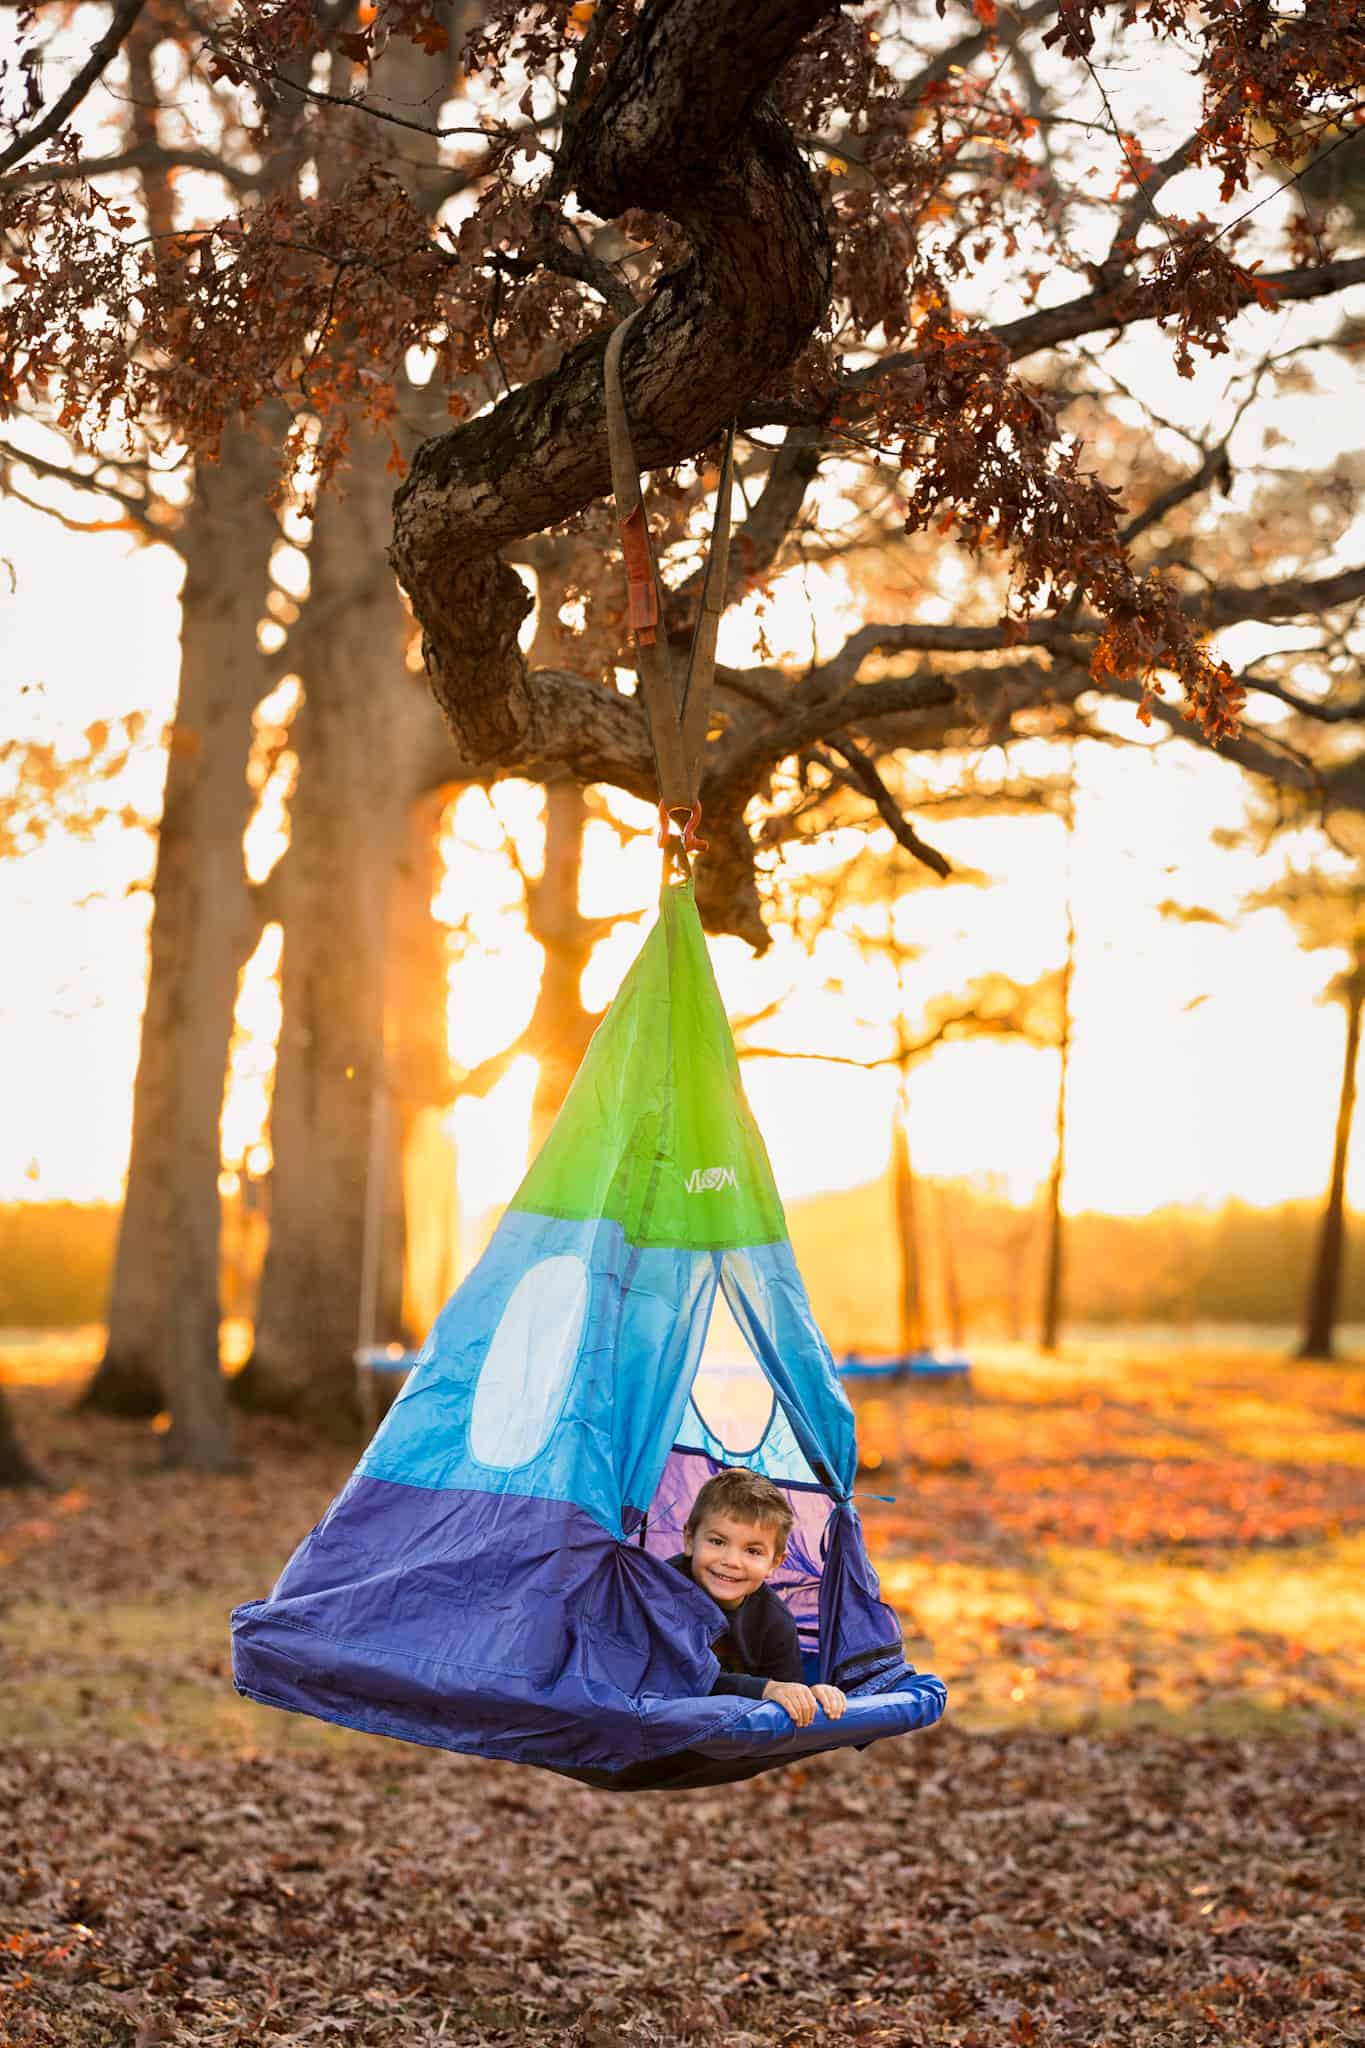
[{"xmin": 669, "ymin": 1553, "xmax": 804, "ymax": 1700}]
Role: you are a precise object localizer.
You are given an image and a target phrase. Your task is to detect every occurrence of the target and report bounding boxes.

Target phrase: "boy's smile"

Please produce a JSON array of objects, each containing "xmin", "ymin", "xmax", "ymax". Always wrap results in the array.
[{"xmin": 683, "ymin": 1508, "xmax": 781, "ymax": 1610}]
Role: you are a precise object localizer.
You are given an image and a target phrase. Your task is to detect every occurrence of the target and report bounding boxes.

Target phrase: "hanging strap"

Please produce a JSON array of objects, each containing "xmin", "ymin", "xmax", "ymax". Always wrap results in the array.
[{"xmin": 603, "ymin": 310, "xmax": 736, "ymax": 837}]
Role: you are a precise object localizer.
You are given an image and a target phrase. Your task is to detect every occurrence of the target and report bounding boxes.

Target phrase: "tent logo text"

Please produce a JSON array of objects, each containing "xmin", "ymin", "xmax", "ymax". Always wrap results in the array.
[{"xmin": 685, "ymin": 1166, "xmax": 737, "ymax": 1194}]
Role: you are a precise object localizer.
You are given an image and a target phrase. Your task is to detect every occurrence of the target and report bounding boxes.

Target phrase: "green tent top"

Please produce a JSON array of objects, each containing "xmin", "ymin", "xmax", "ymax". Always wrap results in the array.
[{"xmin": 511, "ymin": 878, "xmax": 788, "ymax": 1251}]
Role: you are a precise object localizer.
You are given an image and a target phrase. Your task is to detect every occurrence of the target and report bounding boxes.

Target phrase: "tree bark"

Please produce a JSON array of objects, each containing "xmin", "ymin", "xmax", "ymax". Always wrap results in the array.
[
  {"xmin": 81, "ymin": 428, "xmax": 279, "ymax": 1469},
  {"xmin": 0, "ymin": 1382, "xmax": 46, "ymax": 1488},
  {"xmin": 81, "ymin": 23, "xmax": 299, "ymax": 1448},
  {"xmin": 236, "ymin": 455, "xmax": 455, "ymax": 1430},
  {"xmin": 1298, "ymin": 971, "xmax": 1365, "ymax": 1363}
]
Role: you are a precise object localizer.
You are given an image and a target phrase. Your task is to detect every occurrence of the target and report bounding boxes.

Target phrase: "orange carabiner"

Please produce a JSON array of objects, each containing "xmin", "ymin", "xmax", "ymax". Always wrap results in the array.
[{"xmin": 656, "ymin": 800, "xmax": 708, "ymax": 854}]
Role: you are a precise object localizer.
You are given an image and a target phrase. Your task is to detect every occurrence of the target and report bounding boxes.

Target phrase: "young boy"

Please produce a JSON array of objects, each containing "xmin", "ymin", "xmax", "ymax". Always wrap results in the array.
[{"xmin": 672, "ymin": 1467, "xmax": 847, "ymax": 1728}]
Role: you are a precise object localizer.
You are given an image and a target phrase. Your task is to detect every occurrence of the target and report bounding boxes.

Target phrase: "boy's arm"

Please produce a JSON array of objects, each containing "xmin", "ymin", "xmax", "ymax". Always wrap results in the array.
[
  {"xmin": 762, "ymin": 1596, "xmax": 805, "ymax": 1685},
  {"xmin": 704, "ymin": 1595, "xmax": 803, "ymax": 1699},
  {"xmin": 708, "ymin": 1671, "xmax": 768, "ymax": 1699}
]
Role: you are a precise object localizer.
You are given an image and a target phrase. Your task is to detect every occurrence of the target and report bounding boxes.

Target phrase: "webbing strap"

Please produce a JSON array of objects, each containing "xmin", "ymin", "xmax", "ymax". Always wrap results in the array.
[
  {"xmin": 603, "ymin": 309, "xmax": 736, "ymax": 821},
  {"xmin": 680, "ymin": 420, "xmax": 735, "ymax": 795}
]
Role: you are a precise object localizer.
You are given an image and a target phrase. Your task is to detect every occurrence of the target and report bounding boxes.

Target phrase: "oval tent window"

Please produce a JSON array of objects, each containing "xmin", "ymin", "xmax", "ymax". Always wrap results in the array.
[{"xmin": 468, "ymin": 1254, "xmax": 589, "ymax": 1470}]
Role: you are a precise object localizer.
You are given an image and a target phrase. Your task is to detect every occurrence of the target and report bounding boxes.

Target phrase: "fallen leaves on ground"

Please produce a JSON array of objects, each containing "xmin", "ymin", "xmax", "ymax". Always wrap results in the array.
[
  {"xmin": 2, "ymin": 1724, "xmax": 1362, "ymax": 2046},
  {"xmin": 1, "ymin": 1339, "xmax": 1363, "ymax": 2044}
]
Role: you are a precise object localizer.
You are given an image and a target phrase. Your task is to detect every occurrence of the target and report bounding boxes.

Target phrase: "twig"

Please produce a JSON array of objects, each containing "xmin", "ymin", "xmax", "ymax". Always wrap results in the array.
[{"xmin": 820, "ymin": 735, "xmax": 952, "ymax": 878}]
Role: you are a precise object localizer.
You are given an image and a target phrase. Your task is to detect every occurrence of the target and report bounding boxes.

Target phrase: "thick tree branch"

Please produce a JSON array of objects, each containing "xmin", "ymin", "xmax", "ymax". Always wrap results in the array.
[
  {"xmin": 744, "ymin": 254, "xmax": 1365, "ymax": 431},
  {"xmin": 390, "ymin": 0, "xmax": 836, "ymax": 886},
  {"xmin": 792, "ymin": 562, "xmax": 1365, "ymax": 707},
  {"xmin": 1102, "ymin": 675, "xmax": 1325, "ymax": 798},
  {"xmin": 1244, "ymin": 678, "xmax": 1365, "ymax": 725},
  {"xmin": 1199, "ymin": 562, "xmax": 1365, "ymax": 628},
  {"xmin": 707, "ymin": 673, "xmax": 958, "ymax": 815},
  {"xmin": 803, "ymin": 617, "xmax": 1072, "ymax": 693}
]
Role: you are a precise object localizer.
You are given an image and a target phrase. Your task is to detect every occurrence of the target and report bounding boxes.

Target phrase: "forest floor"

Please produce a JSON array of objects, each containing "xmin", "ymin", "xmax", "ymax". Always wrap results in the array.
[{"xmin": 1, "ymin": 1338, "xmax": 1363, "ymax": 2047}]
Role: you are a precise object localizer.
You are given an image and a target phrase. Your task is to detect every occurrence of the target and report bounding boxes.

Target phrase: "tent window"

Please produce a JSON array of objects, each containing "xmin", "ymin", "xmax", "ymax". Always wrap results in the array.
[
  {"xmin": 469, "ymin": 1254, "xmax": 588, "ymax": 1470},
  {"xmin": 689, "ymin": 1288, "xmax": 775, "ymax": 1457}
]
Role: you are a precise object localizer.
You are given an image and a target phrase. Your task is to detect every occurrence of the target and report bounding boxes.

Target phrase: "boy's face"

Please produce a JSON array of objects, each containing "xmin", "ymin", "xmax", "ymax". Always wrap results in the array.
[{"xmin": 683, "ymin": 1510, "xmax": 782, "ymax": 1611}]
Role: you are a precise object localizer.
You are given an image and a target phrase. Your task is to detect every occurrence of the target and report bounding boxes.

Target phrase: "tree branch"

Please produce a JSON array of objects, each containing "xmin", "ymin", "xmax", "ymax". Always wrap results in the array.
[
  {"xmin": 0, "ymin": 0, "xmax": 146, "ymax": 178},
  {"xmin": 390, "ymin": 0, "xmax": 835, "ymax": 787},
  {"xmin": 1244, "ymin": 677, "xmax": 1365, "ymax": 724},
  {"xmin": 993, "ymin": 253, "xmax": 1365, "ymax": 364},
  {"xmin": 883, "ymin": 0, "xmax": 1067, "ymax": 116},
  {"xmin": 673, "ymin": 431, "xmax": 822, "ymax": 619},
  {"xmin": 1102, "ymin": 128, "xmax": 1206, "ymax": 273},
  {"xmin": 1119, "ymin": 440, "xmax": 1232, "ymax": 548},
  {"xmin": 743, "ymin": 253, "xmax": 1365, "ymax": 432},
  {"xmin": 1199, "ymin": 562, "xmax": 1365, "ymax": 628},
  {"xmin": 817, "ymin": 735, "xmax": 952, "ymax": 878},
  {"xmin": 0, "ymin": 139, "xmax": 255, "ymax": 193},
  {"xmin": 707, "ymin": 673, "xmax": 958, "ymax": 814},
  {"xmin": 0, "ymin": 439, "xmax": 182, "ymax": 553}
]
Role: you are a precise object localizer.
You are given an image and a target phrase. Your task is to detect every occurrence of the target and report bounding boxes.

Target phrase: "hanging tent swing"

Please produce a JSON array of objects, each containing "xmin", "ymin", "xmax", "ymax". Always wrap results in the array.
[{"xmin": 230, "ymin": 317, "xmax": 947, "ymax": 1791}]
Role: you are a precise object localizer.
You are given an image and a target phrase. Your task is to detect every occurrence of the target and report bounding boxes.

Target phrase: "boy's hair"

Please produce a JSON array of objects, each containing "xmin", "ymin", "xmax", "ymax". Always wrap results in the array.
[{"xmin": 685, "ymin": 1467, "xmax": 794, "ymax": 1557}]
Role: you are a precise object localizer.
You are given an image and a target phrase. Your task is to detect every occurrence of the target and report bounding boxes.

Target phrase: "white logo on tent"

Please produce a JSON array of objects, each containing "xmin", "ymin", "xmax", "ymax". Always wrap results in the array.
[{"xmin": 685, "ymin": 1165, "xmax": 737, "ymax": 1194}]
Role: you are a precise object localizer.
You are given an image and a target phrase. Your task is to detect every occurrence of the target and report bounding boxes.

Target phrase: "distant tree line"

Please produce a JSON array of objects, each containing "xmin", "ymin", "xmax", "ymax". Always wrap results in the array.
[{"xmin": 9, "ymin": 1192, "xmax": 1365, "ymax": 1347}]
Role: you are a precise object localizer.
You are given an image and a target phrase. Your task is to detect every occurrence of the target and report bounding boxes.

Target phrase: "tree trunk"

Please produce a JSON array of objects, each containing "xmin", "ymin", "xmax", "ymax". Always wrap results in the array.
[
  {"xmin": 236, "ymin": 456, "xmax": 455, "ymax": 1431},
  {"xmin": 1039, "ymin": 888, "xmax": 1076, "ymax": 1357},
  {"xmin": 1003, "ymin": 1216, "xmax": 1032, "ymax": 1343},
  {"xmin": 81, "ymin": 429, "xmax": 279, "ymax": 1469},
  {"xmin": 892, "ymin": 1076, "xmax": 926, "ymax": 1360},
  {"xmin": 1298, "ymin": 972, "xmax": 1365, "ymax": 1362},
  {"xmin": 0, "ymin": 1382, "xmax": 46, "ymax": 1488},
  {"xmin": 936, "ymin": 1181, "xmax": 965, "ymax": 1351},
  {"xmin": 526, "ymin": 778, "xmax": 598, "ymax": 1153},
  {"xmin": 234, "ymin": 7, "xmax": 467, "ymax": 1432},
  {"xmin": 82, "ymin": 30, "xmax": 299, "ymax": 1441},
  {"xmin": 389, "ymin": 787, "xmax": 462, "ymax": 1336}
]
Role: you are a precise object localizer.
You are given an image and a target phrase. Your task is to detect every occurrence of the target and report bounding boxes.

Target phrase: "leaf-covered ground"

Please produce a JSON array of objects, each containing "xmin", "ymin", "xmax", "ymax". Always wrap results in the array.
[{"xmin": 2, "ymin": 1339, "xmax": 1363, "ymax": 2046}]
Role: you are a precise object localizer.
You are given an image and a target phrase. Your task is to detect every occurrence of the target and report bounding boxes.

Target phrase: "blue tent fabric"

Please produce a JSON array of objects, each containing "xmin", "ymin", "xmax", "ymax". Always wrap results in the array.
[
  {"xmin": 231, "ymin": 881, "xmax": 947, "ymax": 1785},
  {"xmin": 231, "ymin": 1479, "xmax": 946, "ymax": 1776}
]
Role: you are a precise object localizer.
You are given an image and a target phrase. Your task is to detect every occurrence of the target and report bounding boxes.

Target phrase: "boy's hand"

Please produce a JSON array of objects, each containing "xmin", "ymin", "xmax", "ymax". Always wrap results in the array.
[
  {"xmin": 760, "ymin": 1681, "xmax": 850, "ymax": 1726},
  {"xmin": 762, "ymin": 1680, "xmax": 819, "ymax": 1725}
]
